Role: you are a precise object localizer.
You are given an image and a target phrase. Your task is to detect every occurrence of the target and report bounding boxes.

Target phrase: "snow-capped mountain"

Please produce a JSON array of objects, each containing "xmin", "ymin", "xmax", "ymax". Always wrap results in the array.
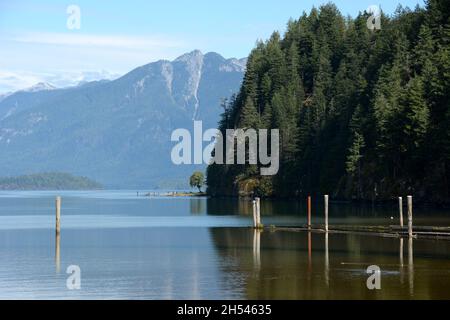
[
  {"xmin": 0, "ymin": 70, "xmax": 121, "ymax": 95},
  {"xmin": 0, "ymin": 51, "xmax": 246, "ymax": 188},
  {"xmin": 20, "ymin": 82, "xmax": 57, "ymax": 93}
]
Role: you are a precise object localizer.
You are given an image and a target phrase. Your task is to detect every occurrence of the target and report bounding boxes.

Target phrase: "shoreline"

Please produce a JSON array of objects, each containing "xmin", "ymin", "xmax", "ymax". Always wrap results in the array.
[
  {"xmin": 140, "ymin": 191, "xmax": 207, "ymax": 197},
  {"xmin": 205, "ymin": 194, "xmax": 450, "ymax": 209}
]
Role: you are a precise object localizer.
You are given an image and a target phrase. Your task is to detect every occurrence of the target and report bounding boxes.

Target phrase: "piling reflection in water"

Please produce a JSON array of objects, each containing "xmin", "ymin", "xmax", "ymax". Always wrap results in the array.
[
  {"xmin": 325, "ymin": 233, "xmax": 329, "ymax": 287},
  {"xmin": 190, "ymin": 199, "xmax": 205, "ymax": 215},
  {"xmin": 308, "ymin": 232, "xmax": 312, "ymax": 273},
  {"xmin": 399, "ymin": 238, "xmax": 405, "ymax": 285},
  {"xmin": 208, "ymin": 228, "xmax": 447, "ymax": 299},
  {"xmin": 55, "ymin": 232, "xmax": 60, "ymax": 273},
  {"xmin": 253, "ymin": 229, "xmax": 261, "ymax": 271},
  {"xmin": 409, "ymin": 237, "xmax": 414, "ymax": 297}
]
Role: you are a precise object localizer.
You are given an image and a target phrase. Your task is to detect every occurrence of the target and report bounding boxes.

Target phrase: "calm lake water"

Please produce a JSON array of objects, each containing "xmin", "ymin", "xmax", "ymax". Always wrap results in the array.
[{"xmin": 0, "ymin": 190, "xmax": 449, "ymax": 299}]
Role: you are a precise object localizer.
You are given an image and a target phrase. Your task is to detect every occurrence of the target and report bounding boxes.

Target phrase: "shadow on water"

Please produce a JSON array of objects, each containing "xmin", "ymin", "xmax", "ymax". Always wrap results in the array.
[
  {"xmin": 208, "ymin": 228, "xmax": 450, "ymax": 300},
  {"xmin": 205, "ymin": 197, "xmax": 450, "ymax": 226}
]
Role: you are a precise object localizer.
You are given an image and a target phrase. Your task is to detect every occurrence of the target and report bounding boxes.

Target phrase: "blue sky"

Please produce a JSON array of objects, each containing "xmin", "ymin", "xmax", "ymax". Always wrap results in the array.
[{"xmin": 0, "ymin": 0, "xmax": 424, "ymax": 93}]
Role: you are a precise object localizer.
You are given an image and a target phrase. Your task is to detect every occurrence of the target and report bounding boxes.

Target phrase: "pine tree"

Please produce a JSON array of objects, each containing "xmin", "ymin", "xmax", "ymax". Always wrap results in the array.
[
  {"xmin": 240, "ymin": 97, "xmax": 260, "ymax": 128},
  {"xmin": 400, "ymin": 76, "xmax": 430, "ymax": 151}
]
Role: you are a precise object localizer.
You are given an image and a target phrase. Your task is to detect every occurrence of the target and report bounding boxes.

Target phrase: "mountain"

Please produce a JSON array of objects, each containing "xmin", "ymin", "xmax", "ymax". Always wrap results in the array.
[
  {"xmin": 0, "ymin": 70, "xmax": 121, "ymax": 94},
  {"xmin": 21, "ymin": 82, "xmax": 57, "ymax": 93},
  {"xmin": 0, "ymin": 51, "xmax": 246, "ymax": 188}
]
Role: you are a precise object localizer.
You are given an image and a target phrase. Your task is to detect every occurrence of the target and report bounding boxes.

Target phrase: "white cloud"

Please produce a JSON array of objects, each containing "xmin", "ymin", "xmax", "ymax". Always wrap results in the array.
[
  {"xmin": 0, "ymin": 71, "xmax": 42, "ymax": 94},
  {"xmin": 0, "ymin": 31, "xmax": 191, "ymax": 94},
  {"xmin": 0, "ymin": 70, "xmax": 121, "ymax": 94},
  {"xmin": 12, "ymin": 32, "xmax": 185, "ymax": 49}
]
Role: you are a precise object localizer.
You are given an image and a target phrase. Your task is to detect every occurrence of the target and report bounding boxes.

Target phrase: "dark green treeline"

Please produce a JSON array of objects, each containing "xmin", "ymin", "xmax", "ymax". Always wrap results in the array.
[{"xmin": 206, "ymin": 1, "xmax": 450, "ymax": 203}]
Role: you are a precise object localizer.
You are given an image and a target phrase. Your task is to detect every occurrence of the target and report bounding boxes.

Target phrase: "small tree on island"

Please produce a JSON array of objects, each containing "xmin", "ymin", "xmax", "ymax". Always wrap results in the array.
[{"xmin": 189, "ymin": 171, "xmax": 205, "ymax": 192}]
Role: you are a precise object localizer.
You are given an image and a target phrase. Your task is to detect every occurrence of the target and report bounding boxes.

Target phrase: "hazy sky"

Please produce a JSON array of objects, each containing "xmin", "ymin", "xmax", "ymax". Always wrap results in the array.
[{"xmin": 0, "ymin": 0, "xmax": 424, "ymax": 93}]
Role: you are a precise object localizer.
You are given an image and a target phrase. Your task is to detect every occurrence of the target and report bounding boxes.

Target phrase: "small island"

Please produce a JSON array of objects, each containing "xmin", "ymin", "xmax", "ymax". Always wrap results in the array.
[
  {"xmin": 0, "ymin": 172, "xmax": 103, "ymax": 190},
  {"xmin": 141, "ymin": 172, "xmax": 207, "ymax": 197}
]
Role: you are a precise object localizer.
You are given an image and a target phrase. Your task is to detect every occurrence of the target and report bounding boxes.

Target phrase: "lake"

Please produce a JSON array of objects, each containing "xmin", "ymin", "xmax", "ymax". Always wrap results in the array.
[{"xmin": 0, "ymin": 190, "xmax": 449, "ymax": 299}]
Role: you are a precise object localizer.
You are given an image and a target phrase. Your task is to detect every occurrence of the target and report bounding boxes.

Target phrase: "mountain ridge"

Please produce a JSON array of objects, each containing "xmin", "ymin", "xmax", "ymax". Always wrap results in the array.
[{"xmin": 0, "ymin": 50, "xmax": 246, "ymax": 188}]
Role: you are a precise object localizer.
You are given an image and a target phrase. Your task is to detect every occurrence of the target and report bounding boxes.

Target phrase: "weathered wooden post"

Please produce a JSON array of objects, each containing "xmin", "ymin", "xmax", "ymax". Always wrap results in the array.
[
  {"xmin": 324, "ymin": 195, "xmax": 329, "ymax": 232},
  {"xmin": 256, "ymin": 197, "xmax": 261, "ymax": 228},
  {"xmin": 407, "ymin": 196, "xmax": 413, "ymax": 238},
  {"xmin": 252, "ymin": 200, "xmax": 257, "ymax": 228},
  {"xmin": 399, "ymin": 197, "xmax": 404, "ymax": 227},
  {"xmin": 307, "ymin": 195, "xmax": 312, "ymax": 230},
  {"xmin": 55, "ymin": 196, "xmax": 61, "ymax": 235}
]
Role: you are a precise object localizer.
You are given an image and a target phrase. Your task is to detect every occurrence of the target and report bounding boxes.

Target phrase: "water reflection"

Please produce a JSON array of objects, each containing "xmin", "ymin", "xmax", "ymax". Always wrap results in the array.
[
  {"xmin": 325, "ymin": 233, "xmax": 329, "ymax": 287},
  {"xmin": 399, "ymin": 238, "xmax": 404, "ymax": 285},
  {"xmin": 209, "ymin": 228, "xmax": 449, "ymax": 299},
  {"xmin": 0, "ymin": 192, "xmax": 449, "ymax": 299},
  {"xmin": 308, "ymin": 232, "xmax": 312, "ymax": 273},
  {"xmin": 409, "ymin": 238, "xmax": 414, "ymax": 297},
  {"xmin": 189, "ymin": 199, "xmax": 205, "ymax": 215},
  {"xmin": 253, "ymin": 229, "xmax": 261, "ymax": 271},
  {"xmin": 55, "ymin": 232, "xmax": 60, "ymax": 273}
]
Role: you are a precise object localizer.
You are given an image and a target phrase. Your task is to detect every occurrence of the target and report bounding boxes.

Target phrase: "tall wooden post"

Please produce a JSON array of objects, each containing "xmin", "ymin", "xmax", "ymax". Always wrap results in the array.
[
  {"xmin": 407, "ymin": 196, "xmax": 413, "ymax": 238},
  {"xmin": 307, "ymin": 196, "xmax": 312, "ymax": 230},
  {"xmin": 256, "ymin": 197, "xmax": 261, "ymax": 228},
  {"xmin": 55, "ymin": 196, "xmax": 61, "ymax": 235},
  {"xmin": 399, "ymin": 197, "xmax": 404, "ymax": 227},
  {"xmin": 324, "ymin": 195, "xmax": 329, "ymax": 232},
  {"xmin": 252, "ymin": 200, "xmax": 257, "ymax": 228}
]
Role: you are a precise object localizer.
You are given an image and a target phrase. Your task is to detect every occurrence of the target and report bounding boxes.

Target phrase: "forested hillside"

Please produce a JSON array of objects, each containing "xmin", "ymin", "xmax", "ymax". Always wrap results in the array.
[
  {"xmin": 207, "ymin": 0, "xmax": 450, "ymax": 204},
  {"xmin": 0, "ymin": 173, "xmax": 102, "ymax": 190}
]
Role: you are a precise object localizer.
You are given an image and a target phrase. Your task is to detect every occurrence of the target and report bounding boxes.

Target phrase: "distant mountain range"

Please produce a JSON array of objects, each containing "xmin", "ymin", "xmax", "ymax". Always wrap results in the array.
[
  {"xmin": 0, "ymin": 70, "xmax": 121, "ymax": 95},
  {"xmin": 0, "ymin": 50, "xmax": 246, "ymax": 188}
]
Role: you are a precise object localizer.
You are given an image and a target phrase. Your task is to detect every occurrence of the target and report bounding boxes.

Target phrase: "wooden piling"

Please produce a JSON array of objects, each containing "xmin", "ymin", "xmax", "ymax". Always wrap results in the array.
[
  {"xmin": 256, "ymin": 197, "xmax": 261, "ymax": 228},
  {"xmin": 307, "ymin": 196, "xmax": 312, "ymax": 230},
  {"xmin": 399, "ymin": 197, "xmax": 404, "ymax": 227},
  {"xmin": 407, "ymin": 196, "xmax": 413, "ymax": 238},
  {"xmin": 252, "ymin": 200, "xmax": 257, "ymax": 228},
  {"xmin": 55, "ymin": 196, "xmax": 61, "ymax": 235},
  {"xmin": 324, "ymin": 195, "xmax": 329, "ymax": 232}
]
